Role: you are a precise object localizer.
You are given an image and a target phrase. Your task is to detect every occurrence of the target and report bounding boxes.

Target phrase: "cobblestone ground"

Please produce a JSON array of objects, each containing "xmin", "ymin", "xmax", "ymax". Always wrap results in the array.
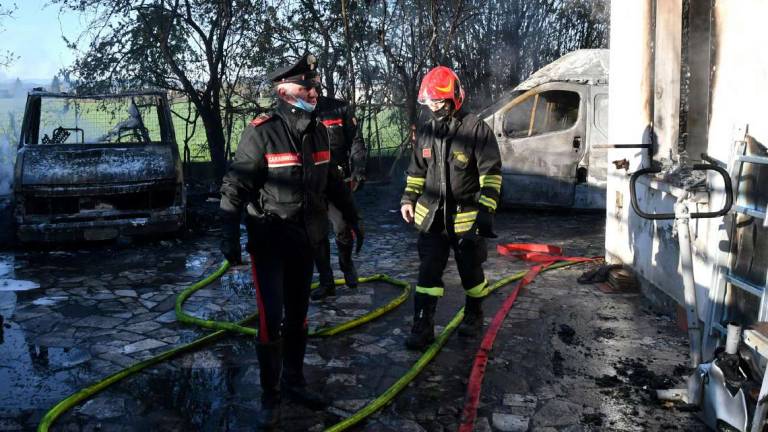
[{"xmin": 0, "ymin": 184, "xmax": 706, "ymax": 431}]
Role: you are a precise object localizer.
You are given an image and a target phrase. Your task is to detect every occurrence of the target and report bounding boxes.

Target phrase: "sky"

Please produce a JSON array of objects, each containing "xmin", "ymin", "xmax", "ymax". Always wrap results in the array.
[{"xmin": 0, "ymin": 1, "xmax": 84, "ymax": 81}]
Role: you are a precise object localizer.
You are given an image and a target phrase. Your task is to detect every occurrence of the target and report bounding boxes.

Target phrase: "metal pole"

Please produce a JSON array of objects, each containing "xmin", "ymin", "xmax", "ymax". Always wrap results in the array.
[{"xmin": 676, "ymin": 193, "xmax": 702, "ymax": 368}]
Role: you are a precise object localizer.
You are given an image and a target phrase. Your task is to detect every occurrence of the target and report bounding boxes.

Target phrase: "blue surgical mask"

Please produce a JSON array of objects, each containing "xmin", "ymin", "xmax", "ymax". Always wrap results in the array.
[{"xmin": 291, "ymin": 97, "xmax": 317, "ymax": 112}]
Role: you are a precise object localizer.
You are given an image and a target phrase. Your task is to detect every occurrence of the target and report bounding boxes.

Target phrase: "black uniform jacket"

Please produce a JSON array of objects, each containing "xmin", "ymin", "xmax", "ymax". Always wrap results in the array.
[
  {"xmin": 316, "ymin": 96, "xmax": 367, "ymax": 179},
  {"xmin": 400, "ymin": 109, "xmax": 502, "ymax": 238},
  {"xmin": 220, "ymin": 101, "xmax": 359, "ymax": 246}
]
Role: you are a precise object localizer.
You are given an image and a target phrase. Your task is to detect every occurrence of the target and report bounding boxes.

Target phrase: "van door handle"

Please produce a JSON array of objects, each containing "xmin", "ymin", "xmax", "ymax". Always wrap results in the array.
[{"xmin": 572, "ymin": 136, "xmax": 582, "ymax": 150}]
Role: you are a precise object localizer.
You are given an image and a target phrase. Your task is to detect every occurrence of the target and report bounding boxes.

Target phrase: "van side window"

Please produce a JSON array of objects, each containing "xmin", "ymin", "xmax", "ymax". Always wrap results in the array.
[
  {"xmin": 594, "ymin": 93, "xmax": 609, "ymax": 135},
  {"xmin": 502, "ymin": 90, "xmax": 580, "ymax": 138}
]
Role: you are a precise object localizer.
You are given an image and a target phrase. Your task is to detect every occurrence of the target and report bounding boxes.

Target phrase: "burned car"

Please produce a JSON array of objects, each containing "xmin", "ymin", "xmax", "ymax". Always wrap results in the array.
[
  {"xmin": 482, "ymin": 49, "xmax": 609, "ymax": 209},
  {"xmin": 13, "ymin": 90, "xmax": 185, "ymax": 242}
]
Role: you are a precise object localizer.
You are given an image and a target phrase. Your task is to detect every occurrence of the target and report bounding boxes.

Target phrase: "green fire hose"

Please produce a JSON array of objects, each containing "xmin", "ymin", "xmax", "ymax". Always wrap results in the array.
[{"xmin": 38, "ymin": 259, "xmax": 580, "ymax": 432}]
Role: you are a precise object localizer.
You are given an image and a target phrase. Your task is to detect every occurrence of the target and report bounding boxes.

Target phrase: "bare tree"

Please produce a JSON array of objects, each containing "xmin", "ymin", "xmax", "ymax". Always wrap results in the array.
[
  {"xmin": 53, "ymin": 0, "xmax": 276, "ymax": 178},
  {"xmin": 0, "ymin": 2, "xmax": 17, "ymax": 67},
  {"xmin": 370, "ymin": 0, "xmax": 475, "ymax": 127},
  {"xmin": 52, "ymin": 0, "xmax": 609, "ymax": 179}
]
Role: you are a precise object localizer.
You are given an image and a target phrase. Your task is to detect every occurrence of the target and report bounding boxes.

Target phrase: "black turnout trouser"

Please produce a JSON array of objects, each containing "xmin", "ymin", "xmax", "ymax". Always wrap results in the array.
[
  {"xmin": 416, "ymin": 215, "xmax": 488, "ymax": 300},
  {"xmin": 247, "ymin": 217, "xmax": 314, "ymax": 345},
  {"xmin": 313, "ymin": 198, "xmax": 355, "ymax": 288}
]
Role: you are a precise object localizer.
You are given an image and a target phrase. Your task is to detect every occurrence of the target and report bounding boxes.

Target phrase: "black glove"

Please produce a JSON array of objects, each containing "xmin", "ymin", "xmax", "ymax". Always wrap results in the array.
[
  {"xmin": 476, "ymin": 210, "xmax": 497, "ymax": 239},
  {"xmin": 220, "ymin": 211, "xmax": 242, "ymax": 265},
  {"xmin": 348, "ymin": 173, "xmax": 365, "ymax": 192},
  {"xmin": 350, "ymin": 219, "xmax": 365, "ymax": 254}
]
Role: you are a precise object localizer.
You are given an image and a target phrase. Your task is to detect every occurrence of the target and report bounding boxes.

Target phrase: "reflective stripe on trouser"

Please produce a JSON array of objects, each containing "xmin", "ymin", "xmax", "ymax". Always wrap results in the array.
[
  {"xmin": 416, "ymin": 285, "xmax": 445, "ymax": 297},
  {"xmin": 417, "ymin": 221, "xmax": 487, "ymax": 300}
]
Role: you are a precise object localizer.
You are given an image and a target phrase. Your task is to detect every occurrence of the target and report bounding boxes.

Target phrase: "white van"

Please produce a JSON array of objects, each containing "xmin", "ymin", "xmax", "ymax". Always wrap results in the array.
[{"xmin": 482, "ymin": 49, "xmax": 609, "ymax": 209}]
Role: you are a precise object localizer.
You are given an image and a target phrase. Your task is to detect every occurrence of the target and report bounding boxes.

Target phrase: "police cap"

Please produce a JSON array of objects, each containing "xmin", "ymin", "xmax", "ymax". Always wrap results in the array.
[{"xmin": 268, "ymin": 53, "xmax": 319, "ymax": 87}]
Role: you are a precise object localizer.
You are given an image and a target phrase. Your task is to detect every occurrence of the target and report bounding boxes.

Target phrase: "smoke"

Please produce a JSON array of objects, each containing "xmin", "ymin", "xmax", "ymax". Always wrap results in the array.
[
  {"xmin": 0, "ymin": 133, "xmax": 13, "ymax": 195},
  {"xmin": 0, "ymin": 97, "xmax": 23, "ymax": 196}
]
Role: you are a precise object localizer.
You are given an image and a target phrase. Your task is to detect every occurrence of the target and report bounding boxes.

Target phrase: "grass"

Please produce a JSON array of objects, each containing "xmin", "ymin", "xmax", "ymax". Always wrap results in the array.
[{"xmin": 0, "ymin": 96, "xmax": 407, "ymax": 163}]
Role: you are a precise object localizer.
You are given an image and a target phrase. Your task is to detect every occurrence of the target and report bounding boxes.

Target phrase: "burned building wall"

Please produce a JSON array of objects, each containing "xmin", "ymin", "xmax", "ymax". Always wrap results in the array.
[
  {"xmin": 706, "ymin": 0, "xmax": 768, "ymax": 325},
  {"xmin": 607, "ymin": 0, "xmax": 768, "ymax": 328}
]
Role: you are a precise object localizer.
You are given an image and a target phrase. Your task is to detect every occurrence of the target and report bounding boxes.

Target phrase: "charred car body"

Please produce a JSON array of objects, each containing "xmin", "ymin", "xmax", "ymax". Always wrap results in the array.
[
  {"xmin": 482, "ymin": 49, "xmax": 609, "ymax": 209},
  {"xmin": 13, "ymin": 90, "xmax": 185, "ymax": 242}
]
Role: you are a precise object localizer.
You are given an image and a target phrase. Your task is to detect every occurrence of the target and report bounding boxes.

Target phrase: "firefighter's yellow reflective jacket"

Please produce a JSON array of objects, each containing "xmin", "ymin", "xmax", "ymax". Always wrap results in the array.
[{"xmin": 401, "ymin": 109, "xmax": 502, "ymax": 237}]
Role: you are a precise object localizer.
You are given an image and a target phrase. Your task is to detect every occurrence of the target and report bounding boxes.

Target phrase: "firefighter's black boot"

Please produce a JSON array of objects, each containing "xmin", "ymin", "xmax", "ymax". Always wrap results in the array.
[
  {"xmin": 256, "ymin": 340, "xmax": 282, "ymax": 430},
  {"xmin": 282, "ymin": 328, "xmax": 328, "ymax": 410},
  {"xmin": 405, "ymin": 294, "xmax": 437, "ymax": 350},
  {"xmin": 311, "ymin": 239, "xmax": 336, "ymax": 300},
  {"xmin": 337, "ymin": 239, "xmax": 358, "ymax": 289},
  {"xmin": 458, "ymin": 295, "xmax": 484, "ymax": 337}
]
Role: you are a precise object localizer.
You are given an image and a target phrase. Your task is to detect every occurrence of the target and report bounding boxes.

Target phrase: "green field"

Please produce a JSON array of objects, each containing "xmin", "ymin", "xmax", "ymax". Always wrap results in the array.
[{"xmin": 0, "ymin": 96, "xmax": 407, "ymax": 164}]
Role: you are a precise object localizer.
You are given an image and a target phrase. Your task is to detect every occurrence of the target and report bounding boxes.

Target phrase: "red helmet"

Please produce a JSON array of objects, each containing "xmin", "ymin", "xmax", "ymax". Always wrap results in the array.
[{"xmin": 418, "ymin": 66, "xmax": 465, "ymax": 111}]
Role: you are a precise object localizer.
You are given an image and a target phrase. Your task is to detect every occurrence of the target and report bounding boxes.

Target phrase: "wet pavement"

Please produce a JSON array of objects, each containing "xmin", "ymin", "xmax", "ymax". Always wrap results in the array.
[{"xmin": 0, "ymin": 184, "xmax": 706, "ymax": 431}]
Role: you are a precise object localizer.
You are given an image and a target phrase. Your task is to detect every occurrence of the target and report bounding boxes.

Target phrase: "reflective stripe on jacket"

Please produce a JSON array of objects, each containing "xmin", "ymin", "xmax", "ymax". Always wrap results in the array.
[
  {"xmin": 220, "ymin": 101, "xmax": 358, "ymax": 245},
  {"xmin": 401, "ymin": 109, "xmax": 501, "ymax": 237}
]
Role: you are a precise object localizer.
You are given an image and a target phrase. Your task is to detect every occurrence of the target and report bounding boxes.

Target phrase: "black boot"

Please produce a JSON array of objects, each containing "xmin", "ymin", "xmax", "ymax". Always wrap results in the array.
[
  {"xmin": 405, "ymin": 294, "xmax": 437, "ymax": 350},
  {"xmin": 458, "ymin": 296, "xmax": 484, "ymax": 337},
  {"xmin": 337, "ymin": 239, "xmax": 358, "ymax": 289},
  {"xmin": 256, "ymin": 340, "xmax": 282, "ymax": 429},
  {"xmin": 310, "ymin": 281, "xmax": 336, "ymax": 300},
  {"xmin": 311, "ymin": 238, "xmax": 336, "ymax": 300},
  {"xmin": 282, "ymin": 328, "xmax": 329, "ymax": 410}
]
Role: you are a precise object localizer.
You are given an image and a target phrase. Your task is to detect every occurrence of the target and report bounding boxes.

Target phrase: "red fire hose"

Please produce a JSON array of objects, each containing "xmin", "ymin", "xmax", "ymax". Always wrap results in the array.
[{"xmin": 458, "ymin": 243, "xmax": 600, "ymax": 432}]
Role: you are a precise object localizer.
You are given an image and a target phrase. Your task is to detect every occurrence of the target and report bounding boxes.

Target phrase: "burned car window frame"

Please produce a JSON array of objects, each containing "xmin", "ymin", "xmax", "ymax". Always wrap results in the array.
[
  {"xmin": 14, "ymin": 90, "xmax": 186, "ymax": 242},
  {"xmin": 502, "ymin": 89, "xmax": 582, "ymax": 139},
  {"xmin": 21, "ymin": 93, "xmax": 170, "ymax": 147}
]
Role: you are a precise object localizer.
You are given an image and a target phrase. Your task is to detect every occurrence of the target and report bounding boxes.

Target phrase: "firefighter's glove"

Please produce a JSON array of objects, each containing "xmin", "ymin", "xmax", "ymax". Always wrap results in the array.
[
  {"xmin": 220, "ymin": 212, "xmax": 242, "ymax": 265},
  {"xmin": 350, "ymin": 219, "xmax": 365, "ymax": 254},
  {"xmin": 476, "ymin": 210, "xmax": 498, "ymax": 239}
]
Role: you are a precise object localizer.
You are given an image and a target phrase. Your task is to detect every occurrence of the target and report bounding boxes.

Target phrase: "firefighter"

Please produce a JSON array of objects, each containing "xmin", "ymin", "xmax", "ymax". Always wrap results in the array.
[
  {"xmin": 219, "ymin": 53, "xmax": 364, "ymax": 429},
  {"xmin": 400, "ymin": 66, "xmax": 502, "ymax": 351},
  {"xmin": 310, "ymin": 86, "xmax": 368, "ymax": 300}
]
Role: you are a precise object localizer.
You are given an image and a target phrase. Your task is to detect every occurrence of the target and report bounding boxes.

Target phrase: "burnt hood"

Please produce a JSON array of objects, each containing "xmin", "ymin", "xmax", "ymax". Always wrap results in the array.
[{"xmin": 18, "ymin": 144, "xmax": 178, "ymax": 187}]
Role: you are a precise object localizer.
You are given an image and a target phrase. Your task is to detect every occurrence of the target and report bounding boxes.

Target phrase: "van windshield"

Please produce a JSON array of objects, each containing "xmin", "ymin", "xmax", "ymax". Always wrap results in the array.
[{"xmin": 37, "ymin": 95, "xmax": 163, "ymax": 145}]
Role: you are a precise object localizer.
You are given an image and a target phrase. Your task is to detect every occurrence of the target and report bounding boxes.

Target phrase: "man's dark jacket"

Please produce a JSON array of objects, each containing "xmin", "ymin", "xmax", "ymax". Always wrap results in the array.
[
  {"xmin": 220, "ymin": 101, "xmax": 358, "ymax": 248},
  {"xmin": 316, "ymin": 96, "xmax": 366, "ymax": 179}
]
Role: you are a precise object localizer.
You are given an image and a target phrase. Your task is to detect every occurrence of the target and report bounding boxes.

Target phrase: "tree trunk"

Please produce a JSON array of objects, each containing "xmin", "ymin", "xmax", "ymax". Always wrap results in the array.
[
  {"xmin": 341, "ymin": 0, "xmax": 356, "ymax": 105},
  {"xmin": 199, "ymin": 105, "xmax": 227, "ymax": 181},
  {"xmin": 405, "ymin": 85, "xmax": 419, "ymax": 129}
]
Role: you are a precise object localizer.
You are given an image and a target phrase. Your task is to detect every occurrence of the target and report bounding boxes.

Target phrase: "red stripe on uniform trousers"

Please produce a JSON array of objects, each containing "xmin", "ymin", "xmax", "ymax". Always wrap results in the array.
[
  {"xmin": 249, "ymin": 256, "xmax": 270, "ymax": 343},
  {"xmin": 313, "ymin": 150, "xmax": 331, "ymax": 164},
  {"xmin": 321, "ymin": 118, "xmax": 343, "ymax": 127}
]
